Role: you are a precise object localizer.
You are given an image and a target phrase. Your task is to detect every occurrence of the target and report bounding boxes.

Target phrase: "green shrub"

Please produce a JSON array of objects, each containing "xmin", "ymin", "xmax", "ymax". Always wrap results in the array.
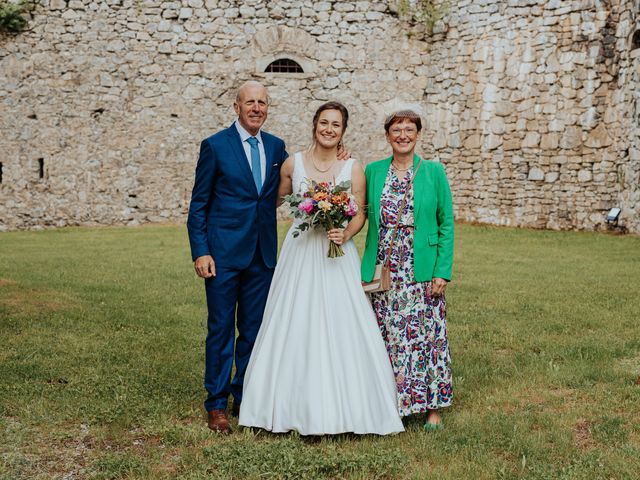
[
  {"xmin": 0, "ymin": 0, "xmax": 36, "ymax": 33},
  {"xmin": 397, "ymin": 0, "xmax": 449, "ymax": 36}
]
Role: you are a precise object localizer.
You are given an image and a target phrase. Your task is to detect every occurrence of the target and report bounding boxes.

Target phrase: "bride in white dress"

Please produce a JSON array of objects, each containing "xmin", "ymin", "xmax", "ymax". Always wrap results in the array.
[{"xmin": 239, "ymin": 102, "xmax": 404, "ymax": 435}]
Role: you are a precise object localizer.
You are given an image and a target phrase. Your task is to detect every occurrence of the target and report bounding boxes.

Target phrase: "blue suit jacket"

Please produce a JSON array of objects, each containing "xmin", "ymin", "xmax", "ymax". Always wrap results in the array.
[{"xmin": 187, "ymin": 124, "xmax": 288, "ymax": 269}]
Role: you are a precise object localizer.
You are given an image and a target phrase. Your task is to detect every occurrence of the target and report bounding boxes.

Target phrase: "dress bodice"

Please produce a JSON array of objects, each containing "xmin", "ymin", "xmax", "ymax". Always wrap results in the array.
[
  {"xmin": 380, "ymin": 167, "xmax": 415, "ymax": 228},
  {"xmin": 292, "ymin": 152, "xmax": 355, "ymax": 195}
]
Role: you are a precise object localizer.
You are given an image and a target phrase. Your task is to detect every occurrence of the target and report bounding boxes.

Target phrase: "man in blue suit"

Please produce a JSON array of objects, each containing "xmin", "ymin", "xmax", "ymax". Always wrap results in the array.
[{"xmin": 187, "ymin": 81, "xmax": 288, "ymax": 433}]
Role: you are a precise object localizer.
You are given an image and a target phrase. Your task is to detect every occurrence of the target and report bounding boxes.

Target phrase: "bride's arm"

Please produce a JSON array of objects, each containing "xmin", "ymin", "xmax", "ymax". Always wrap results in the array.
[
  {"xmin": 276, "ymin": 156, "xmax": 294, "ymax": 207},
  {"xmin": 342, "ymin": 161, "xmax": 366, "ymax": 242}
]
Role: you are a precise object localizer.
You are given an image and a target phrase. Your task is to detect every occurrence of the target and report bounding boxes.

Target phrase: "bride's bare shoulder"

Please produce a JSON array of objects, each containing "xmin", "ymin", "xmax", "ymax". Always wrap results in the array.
[{"xmin": 350, "ymin": 158, "xmax": 364, "ymax": 173}]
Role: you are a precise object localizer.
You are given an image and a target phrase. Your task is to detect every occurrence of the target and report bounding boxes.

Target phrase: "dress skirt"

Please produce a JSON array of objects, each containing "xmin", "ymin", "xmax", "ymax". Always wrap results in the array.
[{"xmin": 239, "ymin": 155, "xmax": 404, "ymax": 435}]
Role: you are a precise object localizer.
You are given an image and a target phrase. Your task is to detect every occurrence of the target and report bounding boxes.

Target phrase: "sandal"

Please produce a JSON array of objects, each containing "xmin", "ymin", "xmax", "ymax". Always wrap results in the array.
[{"xmin": 423, "ymin": 422, "xmax": 444, "ymax": 431}]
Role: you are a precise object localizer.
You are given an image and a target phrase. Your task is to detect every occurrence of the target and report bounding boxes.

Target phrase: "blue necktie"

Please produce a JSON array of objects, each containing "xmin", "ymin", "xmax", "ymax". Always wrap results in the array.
[{"xmin": 247, "ymin": 136, "xmax": 262, "ymax": 192}]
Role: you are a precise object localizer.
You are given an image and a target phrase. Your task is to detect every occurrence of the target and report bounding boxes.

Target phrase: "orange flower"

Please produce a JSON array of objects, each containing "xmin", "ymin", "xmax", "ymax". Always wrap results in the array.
[{"xmin": 313, "ymin": 192, "xmax": 328, "ymax": 201}]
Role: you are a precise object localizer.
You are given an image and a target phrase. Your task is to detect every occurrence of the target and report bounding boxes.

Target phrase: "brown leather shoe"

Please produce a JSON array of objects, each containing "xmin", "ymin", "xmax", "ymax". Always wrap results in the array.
[
  {"xmin": 207, "ymin": 409, "xmax": 231, "ymax": 434},
  {"xmin": 231, "ymin": 401, "xmax": 240, "ymax": 418}
]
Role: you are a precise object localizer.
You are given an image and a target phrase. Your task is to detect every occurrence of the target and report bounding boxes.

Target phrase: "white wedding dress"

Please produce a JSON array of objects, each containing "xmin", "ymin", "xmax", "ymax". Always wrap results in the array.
[{"xmin": 239, "ymin": 153, "xmax": 404, "ymax": 435}]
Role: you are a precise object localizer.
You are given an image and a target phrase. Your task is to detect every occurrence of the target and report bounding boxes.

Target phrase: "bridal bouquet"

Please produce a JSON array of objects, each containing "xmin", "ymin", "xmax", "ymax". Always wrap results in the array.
[{"xmin": 283, "ymin": 180, "xmax": 359, "ymax": 257}]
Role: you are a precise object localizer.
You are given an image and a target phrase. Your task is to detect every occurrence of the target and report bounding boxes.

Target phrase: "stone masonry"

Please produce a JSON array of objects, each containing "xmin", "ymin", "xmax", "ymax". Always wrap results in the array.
[{"xmin": 0, "ymin": 0, "xmax": 638, "ymax": 233}]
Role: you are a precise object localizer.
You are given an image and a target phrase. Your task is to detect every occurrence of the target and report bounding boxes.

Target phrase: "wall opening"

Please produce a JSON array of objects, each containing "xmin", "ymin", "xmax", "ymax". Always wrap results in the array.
[
  {"xmin": 0, "ymin": 162, "xmax": 3, "ymax": 184},
  {"xmin": 264, "ymin": 58, "xmax": 304, "ymax": 73},
  {"xmin": 633, "ymin": 30, "xmax": 640, "ymax": 50},
  {"xmin": 38, "ymin": 158, "xmax": 44, "ymax": 179}
]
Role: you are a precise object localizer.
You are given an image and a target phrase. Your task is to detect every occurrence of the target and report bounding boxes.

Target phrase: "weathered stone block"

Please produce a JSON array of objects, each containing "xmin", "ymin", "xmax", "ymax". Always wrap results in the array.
[
  {"xmin": 560, "ymin": 127, "xmax": 582, "ymax": 149},
  {"xmin": 106, "ymin": 40, "xmax": 125, "ymax": 52},
  {"xmin": 239, "ymin": 5, "xmax": 255, "ymax": 17},
  {"xmin": 528, "ymin": 167, "xmax": 545, "ymax": 181},
  {"xmin": 482, "ymin": 83, "xmax": 500, "ymax": 103},
  {"xmin": 540, "ymin": 133, "xmax": 559, "ymax": 150},
  {"xmin": 463, "ymin": 134, "xmax": 481, "ymax": 149},
  {"xmin": 545, "ymin": 171, "xmax": 559, "ymax": 182},
  {"xmin": 99, "ymin": 73, "xmax": 113, "ymax": 87},
  {"xmin": 485, "ymin": 134, "xmax": 503, "ymax": 150},
  {"xmin": 577, "ymin": 169, "xmax": 592, "ymax": 182},
  {"xmin": 504, "ymin": 138, "xmax": 521, "ymax": 151},
  {"xmin": 584, "ymin": 124, "xmax": 612, "ymax": 148},
  {"xmin": 448, "ymin": 133, "xmax": 461, "ymax": 148},
  {"xmin": 179, "ymin": 7, "xmax": 193, "ymax": 19},
  {"xmin": 489, "ymin": 117, "xmax": 505, "ymax": 134},
  {"xmin": 522, "ymin": 131, "xmax": 541, "ymax": 148},
  {"xmin": 548, "ymin": 119, "xmax": 564, "ymax": 132},
  {"xmin": 224, "ymin": 7, "xmax": 239, "ymax": 18}
]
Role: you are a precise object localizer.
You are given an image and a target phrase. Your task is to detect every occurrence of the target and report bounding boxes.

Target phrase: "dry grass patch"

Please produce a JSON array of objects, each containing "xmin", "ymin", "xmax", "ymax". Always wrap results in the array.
[
  {"xmin": 0, "ymin": 420, "xmax": 94, "ymax": 480},
  {"xmin": 574, "ymin": 419, "xmax": 595, "ymax": 450},
  {"xmin": 0, "ymin": 281, "xmax": 77, "ymax": 317},
  {"xmin": 618, "ymin": 353, "xmax": 640, "ymax": 376}
]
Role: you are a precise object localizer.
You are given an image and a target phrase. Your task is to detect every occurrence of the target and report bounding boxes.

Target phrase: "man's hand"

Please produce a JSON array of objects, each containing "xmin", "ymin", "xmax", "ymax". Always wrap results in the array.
[
  {"xmin": 431, "ymin": 277, "xmax": 448, "ymax": 297},
  {"xmin": 336, "ymin": 142, "xmax": 351, "ymax": 161},
  {"xmin": 195, "ymin": 255, "xmax": 216, "ymax": 278}
]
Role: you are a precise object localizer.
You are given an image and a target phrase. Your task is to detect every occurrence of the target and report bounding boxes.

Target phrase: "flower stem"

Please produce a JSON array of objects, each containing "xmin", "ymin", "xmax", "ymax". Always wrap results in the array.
[{"xmin": 328, "ymin": 240, "xmax": 345, "ymax": 258}]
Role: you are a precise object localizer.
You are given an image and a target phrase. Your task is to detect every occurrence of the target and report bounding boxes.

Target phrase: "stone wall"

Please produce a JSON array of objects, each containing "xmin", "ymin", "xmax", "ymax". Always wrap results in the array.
[
  {"xmin": 0, "ymin": 0, "xmax": 638, "ymax": 233},
  {"xmin": 421, "ymin": 0, "xmax": 640, "ymax": 232}
]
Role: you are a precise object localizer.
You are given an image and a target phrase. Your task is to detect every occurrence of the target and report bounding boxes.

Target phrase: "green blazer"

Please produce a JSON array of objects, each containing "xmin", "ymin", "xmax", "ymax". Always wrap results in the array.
[{"xmin": 361, "ymin": 154, "xmax": 455, "ymax": 282}]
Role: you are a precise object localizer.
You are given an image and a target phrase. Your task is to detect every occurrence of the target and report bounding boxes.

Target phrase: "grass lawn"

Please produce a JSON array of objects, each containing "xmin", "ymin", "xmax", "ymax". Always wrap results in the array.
[{"xmin": 1, "ymin": 222, "xmax": 639, "ymax": 479}]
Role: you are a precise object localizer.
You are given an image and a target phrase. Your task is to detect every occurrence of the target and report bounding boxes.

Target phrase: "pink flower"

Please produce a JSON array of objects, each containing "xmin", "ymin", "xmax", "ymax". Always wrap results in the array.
[
  {"xmin": 298, "ymin": 198, "xmax": 315, "ymax": 214},
  {"xmin": 345, "ymin": 199, "xmax": 358, "ymax": 217}
]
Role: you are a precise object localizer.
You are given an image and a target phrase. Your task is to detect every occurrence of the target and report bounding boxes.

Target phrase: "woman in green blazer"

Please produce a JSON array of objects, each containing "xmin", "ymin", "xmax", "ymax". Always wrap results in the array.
[{"xmin": 362, "ymin": 110, "xmax": 454, "ymax": 430}]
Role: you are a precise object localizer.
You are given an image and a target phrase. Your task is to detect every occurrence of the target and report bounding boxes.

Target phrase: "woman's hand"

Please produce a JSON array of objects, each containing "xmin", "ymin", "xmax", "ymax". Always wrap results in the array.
[
  {"xmin": 327, "ymin": 228, "xmax": 346, "ymax": 245},
  {"xmin": 431, "ymin": 277, "xmax": 448, "ymax": 297}
]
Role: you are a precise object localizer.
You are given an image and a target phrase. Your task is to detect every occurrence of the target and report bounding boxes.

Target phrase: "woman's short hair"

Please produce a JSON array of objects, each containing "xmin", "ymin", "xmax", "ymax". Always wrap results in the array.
[
  {"xmin": 384, "ymin": 110, "xmax": 422, "ymax": 133},
  {"xmin": 312, "ymin": 101, "xmax": 349, "ymax": 138}
]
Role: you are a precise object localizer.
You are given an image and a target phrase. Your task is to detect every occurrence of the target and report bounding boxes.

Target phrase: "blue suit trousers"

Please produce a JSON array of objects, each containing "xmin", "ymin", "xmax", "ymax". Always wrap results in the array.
[{"xmin": 203, "ymin": 248, "xmax": 274, "ymax": 412}]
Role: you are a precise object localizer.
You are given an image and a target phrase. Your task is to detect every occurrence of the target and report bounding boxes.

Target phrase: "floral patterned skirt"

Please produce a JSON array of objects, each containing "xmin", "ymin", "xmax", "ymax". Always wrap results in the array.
[{"xmin": 371, "ymin": 225, "xmax": 453, "ymax": 416}]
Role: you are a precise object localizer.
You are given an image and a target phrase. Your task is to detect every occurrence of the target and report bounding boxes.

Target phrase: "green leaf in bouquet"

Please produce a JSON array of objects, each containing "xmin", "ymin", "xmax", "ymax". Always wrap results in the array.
[
  {"xmin": 282, "ymin": 193, "xmax": 301, "ymax": 206},
  {"xmin": 332, "ymin": 180, "xmax": 352, "ymax": 193}
]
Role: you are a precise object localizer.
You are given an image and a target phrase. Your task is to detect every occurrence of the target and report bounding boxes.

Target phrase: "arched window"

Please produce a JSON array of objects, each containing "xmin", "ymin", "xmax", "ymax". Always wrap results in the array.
[
  {"xmin": 264, "ymin": 58, "xmax": 304, "ymax": 73},
  {"xmin": 632, "ymin": 30, "xmax": 640, "ymax": 50}
]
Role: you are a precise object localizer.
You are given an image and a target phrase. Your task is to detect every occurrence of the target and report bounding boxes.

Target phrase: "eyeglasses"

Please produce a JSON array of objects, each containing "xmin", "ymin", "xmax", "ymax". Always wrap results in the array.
[{"xmin": 388, "ymin": 127, "xmax": 417, "ymax": 137}]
